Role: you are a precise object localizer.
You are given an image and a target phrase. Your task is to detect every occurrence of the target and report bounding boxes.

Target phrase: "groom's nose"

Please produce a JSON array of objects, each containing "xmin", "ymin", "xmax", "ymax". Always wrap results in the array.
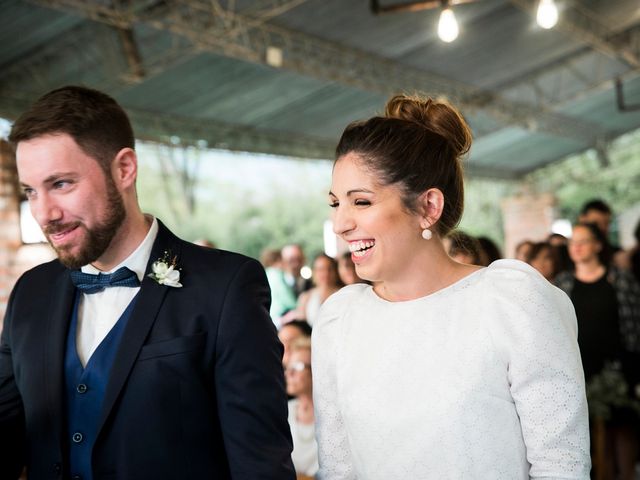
[{"xmin": 31, "ymin": 192, "xmax": 63, "ymax": 227}]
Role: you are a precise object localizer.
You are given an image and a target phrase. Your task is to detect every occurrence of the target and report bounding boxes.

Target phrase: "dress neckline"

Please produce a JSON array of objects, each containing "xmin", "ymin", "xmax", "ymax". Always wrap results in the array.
[{"xmin": 366, "ymin": 265, "xmax": 486, "ymax": 305}]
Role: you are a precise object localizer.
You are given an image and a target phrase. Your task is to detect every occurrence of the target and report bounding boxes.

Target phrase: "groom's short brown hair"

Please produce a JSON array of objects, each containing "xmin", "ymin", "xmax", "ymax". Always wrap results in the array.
[{"xmin": 9, "ymin": 85, "xmax": 135, "ymax": 174}]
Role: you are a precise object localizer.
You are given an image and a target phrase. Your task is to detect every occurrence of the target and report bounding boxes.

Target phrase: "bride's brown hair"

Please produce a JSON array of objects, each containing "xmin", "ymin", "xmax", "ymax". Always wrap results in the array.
[{"xmin": 335, "ymin": 94, "xmax": 472, "ymax": 236}]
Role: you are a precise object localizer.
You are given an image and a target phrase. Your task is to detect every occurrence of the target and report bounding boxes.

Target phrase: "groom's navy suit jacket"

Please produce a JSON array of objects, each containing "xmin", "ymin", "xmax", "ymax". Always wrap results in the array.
[{"xmin": 0, "ymin": 221, "xmax": 295, "ymax": 479}]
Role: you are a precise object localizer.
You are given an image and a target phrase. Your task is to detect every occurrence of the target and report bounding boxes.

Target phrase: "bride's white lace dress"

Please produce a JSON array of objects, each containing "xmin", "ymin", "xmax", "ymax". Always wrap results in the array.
[{"xmin": 312, "ymin": 260, "xmax": 590, "ymax": 480}]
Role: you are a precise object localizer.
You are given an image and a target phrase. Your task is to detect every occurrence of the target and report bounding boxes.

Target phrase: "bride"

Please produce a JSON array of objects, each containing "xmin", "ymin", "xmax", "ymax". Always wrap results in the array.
[{"xmin": 312, "ymin": 94, "xmax": 590, "ymax": 479}]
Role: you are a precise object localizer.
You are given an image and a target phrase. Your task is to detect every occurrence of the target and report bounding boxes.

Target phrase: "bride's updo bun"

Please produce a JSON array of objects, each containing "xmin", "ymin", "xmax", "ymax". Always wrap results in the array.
[
  {"xmin": 335, "ymin": 93, "xmax": 472, "ymax": 236},
  {"xmin": 384, "ymin": 95, "xmax": 472, "ymax": 158}
]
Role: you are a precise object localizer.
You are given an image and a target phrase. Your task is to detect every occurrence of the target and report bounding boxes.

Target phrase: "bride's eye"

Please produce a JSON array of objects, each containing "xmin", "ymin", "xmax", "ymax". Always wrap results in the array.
[{"xmin": 354, "ymin": 199, "xmax": 371, "ymax": 206}]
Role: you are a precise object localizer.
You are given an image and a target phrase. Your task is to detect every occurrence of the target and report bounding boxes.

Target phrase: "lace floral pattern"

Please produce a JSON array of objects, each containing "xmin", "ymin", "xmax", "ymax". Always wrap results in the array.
[{"xmin": 312, "ymin": 260, "xmax": 590, "ymax": 479}]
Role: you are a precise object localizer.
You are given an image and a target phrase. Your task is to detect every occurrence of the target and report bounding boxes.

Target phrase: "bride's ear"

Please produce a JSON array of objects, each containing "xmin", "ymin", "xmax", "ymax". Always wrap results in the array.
[{"xmin": 417, "ymin": 188, "xmax": 445, "ymax": 229}]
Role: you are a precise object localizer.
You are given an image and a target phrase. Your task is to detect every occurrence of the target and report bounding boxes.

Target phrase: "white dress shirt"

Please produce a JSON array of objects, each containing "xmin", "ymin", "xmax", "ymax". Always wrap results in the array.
[{"xmin": 76, "ymin": 217, "xmax": 158, "ymax": 366}]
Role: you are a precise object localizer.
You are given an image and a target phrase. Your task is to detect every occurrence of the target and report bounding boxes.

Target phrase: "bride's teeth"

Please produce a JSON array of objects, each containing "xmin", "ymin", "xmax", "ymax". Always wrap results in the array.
[{"xmin": 349, "ymin": 240, "xmax": 375, "ymax": 255}]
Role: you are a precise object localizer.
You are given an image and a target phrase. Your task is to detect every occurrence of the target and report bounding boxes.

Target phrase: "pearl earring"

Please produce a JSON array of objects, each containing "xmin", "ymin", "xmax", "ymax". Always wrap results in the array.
[{"xmin": 421, "ymin": 228, "xmax": 432, "ymax": 240}]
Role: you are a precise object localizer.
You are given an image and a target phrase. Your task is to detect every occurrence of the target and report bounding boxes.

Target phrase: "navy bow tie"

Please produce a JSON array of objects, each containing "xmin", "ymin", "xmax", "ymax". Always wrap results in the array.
[{"xmin": 70, "ymin": 266, "xmax": 140, "ymax": 294}]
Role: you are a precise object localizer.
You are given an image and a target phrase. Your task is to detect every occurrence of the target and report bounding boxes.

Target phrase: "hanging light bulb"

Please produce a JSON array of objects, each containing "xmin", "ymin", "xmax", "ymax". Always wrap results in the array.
[
  {"xmin": 438, "ymin": 7, "xmax": 459, "ymax": 43},
  {"xmin": 536, "ymin": 0, "xmax": 559, "ymax": 29}
]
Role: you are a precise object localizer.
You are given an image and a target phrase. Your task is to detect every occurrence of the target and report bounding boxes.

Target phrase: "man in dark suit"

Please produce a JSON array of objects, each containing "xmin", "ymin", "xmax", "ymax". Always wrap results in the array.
[{"xmin": 0, "ymin": 86, "xmax": 295, "ymax": 479}]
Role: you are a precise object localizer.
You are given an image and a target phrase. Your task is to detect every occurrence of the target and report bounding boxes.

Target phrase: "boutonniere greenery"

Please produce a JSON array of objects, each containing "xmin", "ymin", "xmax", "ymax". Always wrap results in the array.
[{"xmin": 148, "ymin": 251, "xmax": 183, "ymax": 288}]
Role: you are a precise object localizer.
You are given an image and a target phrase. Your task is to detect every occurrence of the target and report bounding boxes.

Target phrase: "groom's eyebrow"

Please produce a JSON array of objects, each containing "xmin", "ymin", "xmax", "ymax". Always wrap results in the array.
[
  {"xmin": 20, "ymin": 172, "xmax": 79, "ymax": 189},
  {"xmin": 42, "ymin": 172, "xmax": 78, "ymax": 184}
]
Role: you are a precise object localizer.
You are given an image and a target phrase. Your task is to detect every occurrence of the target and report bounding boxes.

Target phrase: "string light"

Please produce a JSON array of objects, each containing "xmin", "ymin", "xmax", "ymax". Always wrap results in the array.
[
  {"xmin": 438, "ymin": 7, "xmax": 459, "ymax": 43},
  {"xmin": 536, "ymin": 0, "xmax": 558, "ymax": 29}
]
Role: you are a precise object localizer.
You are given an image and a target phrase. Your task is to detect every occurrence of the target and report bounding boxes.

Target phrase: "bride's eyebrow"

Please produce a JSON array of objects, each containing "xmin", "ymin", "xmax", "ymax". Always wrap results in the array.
[
  {"xmin": 347, "ymin": 189, "xmax": 374, "ymax": 196},
  {"xmin": 328, "ymin": 189, "xmax": 374, "ymax": 197}
]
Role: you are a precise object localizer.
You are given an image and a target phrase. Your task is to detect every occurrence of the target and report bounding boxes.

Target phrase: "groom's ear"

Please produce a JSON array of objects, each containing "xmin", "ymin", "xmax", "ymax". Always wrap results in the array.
[{"xmin": 111, "ymin": 147, "xmax": 138, "ymax": 190}]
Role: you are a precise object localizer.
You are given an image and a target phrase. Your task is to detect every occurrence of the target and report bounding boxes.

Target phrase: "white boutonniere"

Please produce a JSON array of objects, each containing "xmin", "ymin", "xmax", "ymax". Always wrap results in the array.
[{"xmin": 148, "ymin": 251, "xmax": 183, "ymax": 288}]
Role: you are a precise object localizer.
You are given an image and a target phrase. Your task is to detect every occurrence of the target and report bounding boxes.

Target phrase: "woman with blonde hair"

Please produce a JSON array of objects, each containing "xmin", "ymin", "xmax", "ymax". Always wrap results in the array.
[{"xmin": 313, "ymin": 94, "xmax": 590, "ymax": 478}]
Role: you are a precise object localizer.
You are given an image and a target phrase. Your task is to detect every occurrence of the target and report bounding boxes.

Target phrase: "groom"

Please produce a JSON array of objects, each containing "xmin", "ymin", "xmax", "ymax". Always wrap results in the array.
[{"xmin": 0, "ymin": 86, "xmax": 295, "ymax": 479}]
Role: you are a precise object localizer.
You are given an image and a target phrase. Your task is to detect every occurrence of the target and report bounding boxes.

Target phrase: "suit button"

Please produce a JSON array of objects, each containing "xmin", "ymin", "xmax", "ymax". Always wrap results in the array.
[
  {"xmin": 77, "ymin": 384, "xmax": 88, "ymax": 394},
  {"xmin": 53, "ymin": 463, "xmax": 61, "ymax": 473},
  {"xmin": 72, "ymin": 476, "xmax": 82, "ymax": 480},
  {"xmin": 72, "ymin": 432, "xmax": 83, "ymax": 443}
]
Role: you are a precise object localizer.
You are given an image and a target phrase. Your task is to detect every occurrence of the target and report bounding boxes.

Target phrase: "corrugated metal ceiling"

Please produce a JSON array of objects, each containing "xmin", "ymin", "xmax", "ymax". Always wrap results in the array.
[{"xmin": 2, "ymin": 0, "xmax": 640, "ymax": 179}]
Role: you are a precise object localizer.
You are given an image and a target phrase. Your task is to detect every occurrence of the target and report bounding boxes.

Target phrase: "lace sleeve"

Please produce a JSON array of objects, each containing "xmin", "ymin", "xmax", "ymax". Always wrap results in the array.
[
  {"xmin": 487, "ymin": 261, "xmax": 591, "ymax": 479},
  {"xmin": 312, "ymin": 288, "xmax": 358, "ymax": 480}
]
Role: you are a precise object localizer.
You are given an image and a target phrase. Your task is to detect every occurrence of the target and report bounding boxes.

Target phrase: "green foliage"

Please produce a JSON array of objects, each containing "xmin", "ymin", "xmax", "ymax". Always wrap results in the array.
[
  {"xmin": 458, "ymin": 177, "xmax": 516, "ymax": 250},
  {"xmin": 525, "ymin": 130, "xmax": 640, "ymax": 224},
  {"xmin": 459, "ymin": 128, "xmax": 640, "ymax": 248},
  {"xmin": 201, "ymin": 180, "xmax": 329, "ymax": 259},
  {"xmin": 135, "ymin": 126, "xmax": 640, "ymax": 261},
  {"xmin": 136, "ymin": 148, "xmax": 330, "ymax": 260}
]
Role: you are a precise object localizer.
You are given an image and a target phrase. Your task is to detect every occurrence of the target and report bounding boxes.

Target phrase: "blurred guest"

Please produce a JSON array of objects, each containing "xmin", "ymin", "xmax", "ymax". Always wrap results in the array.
[
  {"xmin": 555, "ymin": 222, "xmax": 640, "ymax": 479},
  {"xmin": 477, "ymin": 236, "xmax": 502, "ymax": 266},
  {"xmin": 278, "ymin": 320, "xmax": 312, "ymax": 368},
  {"xmin": 579, "ymin": 199, "xmax": 614, "ymax": 237},
  {"xmin": 261, "ymin": 248, "xmax": 298, "ymax": 325},
  {"xmin": 579, "ymin": 199, "xmax": 626, "ymax": 269},
  {"xmin": 260, "ymin": 248, "xmax": 281, "ymax": 268},
  {"xmin": 337, "ymin": 251, "xmax": 363, "ymax": 285},
  {"xmin": 631, "ymin": 220, "xmax": 640, "ymax": 284},
  {"xmin": 515, "ymin": 240, "xmax": 534, "ymax": 262},
  {"xmin": 616, "ymin": 219, "xmax": 640, "ymax": 279},
  {"xmin": 285, "ymin": 338, "xmax": 318, "ymax": 479},
  {"xmin": 547, "ymin": 233, "xmax": 574, "ymax": 273},
  {"xmin": 293, "ymin": 254, "xmax": 342, "ymax": 326},
  {"xmin": 282, "ymin": 244, "xmax": 312, "ymax": 297},
  {"xmin": 445, "ymin": 230, "xmax": 482, "ymax": 265},
  {"xmin": 548, "ymin": 233, "xmax": 568, "ymax": 247},
  {"xmin": 525, "ymin": 242, "xmax": 557, "ymax": 281},
  {"xmin": 193, "ymin": 238, "xmax": 216, "ymax": 248}
]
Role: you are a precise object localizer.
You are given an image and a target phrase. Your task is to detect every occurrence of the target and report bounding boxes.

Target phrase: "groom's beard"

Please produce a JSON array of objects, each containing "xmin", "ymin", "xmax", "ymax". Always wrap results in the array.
[{"xmin": 43, "ymin": 178, "xmax": 126, "ymax": 270}]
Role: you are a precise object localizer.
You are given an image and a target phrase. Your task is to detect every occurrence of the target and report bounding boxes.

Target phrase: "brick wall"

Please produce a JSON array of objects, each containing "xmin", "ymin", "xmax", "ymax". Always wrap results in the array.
[
  {"xmin": 0, "ymin": 140, "xmax": 22, "ymax": 320},
  {"xmin": 501, "ymin": 192, "xmax": 556, "ymax": 258},
  {"xmin": 0, "ymin": 141, "xmax": 56, "ymax": 325}
]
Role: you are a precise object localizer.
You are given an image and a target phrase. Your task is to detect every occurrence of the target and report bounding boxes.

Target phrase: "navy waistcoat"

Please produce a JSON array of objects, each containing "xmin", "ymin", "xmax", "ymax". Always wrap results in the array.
[{"xmin": 64, "ymin": 293, "xmax": 138, "ymax": 480}]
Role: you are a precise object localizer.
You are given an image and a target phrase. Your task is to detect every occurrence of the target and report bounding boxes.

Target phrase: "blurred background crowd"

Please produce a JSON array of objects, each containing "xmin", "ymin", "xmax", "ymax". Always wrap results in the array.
[{"xmin": 267, "ymin": 197, "xmax": 640, "ymax": 479}]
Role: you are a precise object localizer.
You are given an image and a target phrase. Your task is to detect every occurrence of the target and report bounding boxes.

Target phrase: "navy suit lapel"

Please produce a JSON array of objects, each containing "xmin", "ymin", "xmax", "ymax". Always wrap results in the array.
[
  {"xmin": 44, "ymin": 267, "xmax": 76, "ymax": 450},
  {"xmin": 96, "ymin": 221, "xmax": 182, "ymax": 436}
]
